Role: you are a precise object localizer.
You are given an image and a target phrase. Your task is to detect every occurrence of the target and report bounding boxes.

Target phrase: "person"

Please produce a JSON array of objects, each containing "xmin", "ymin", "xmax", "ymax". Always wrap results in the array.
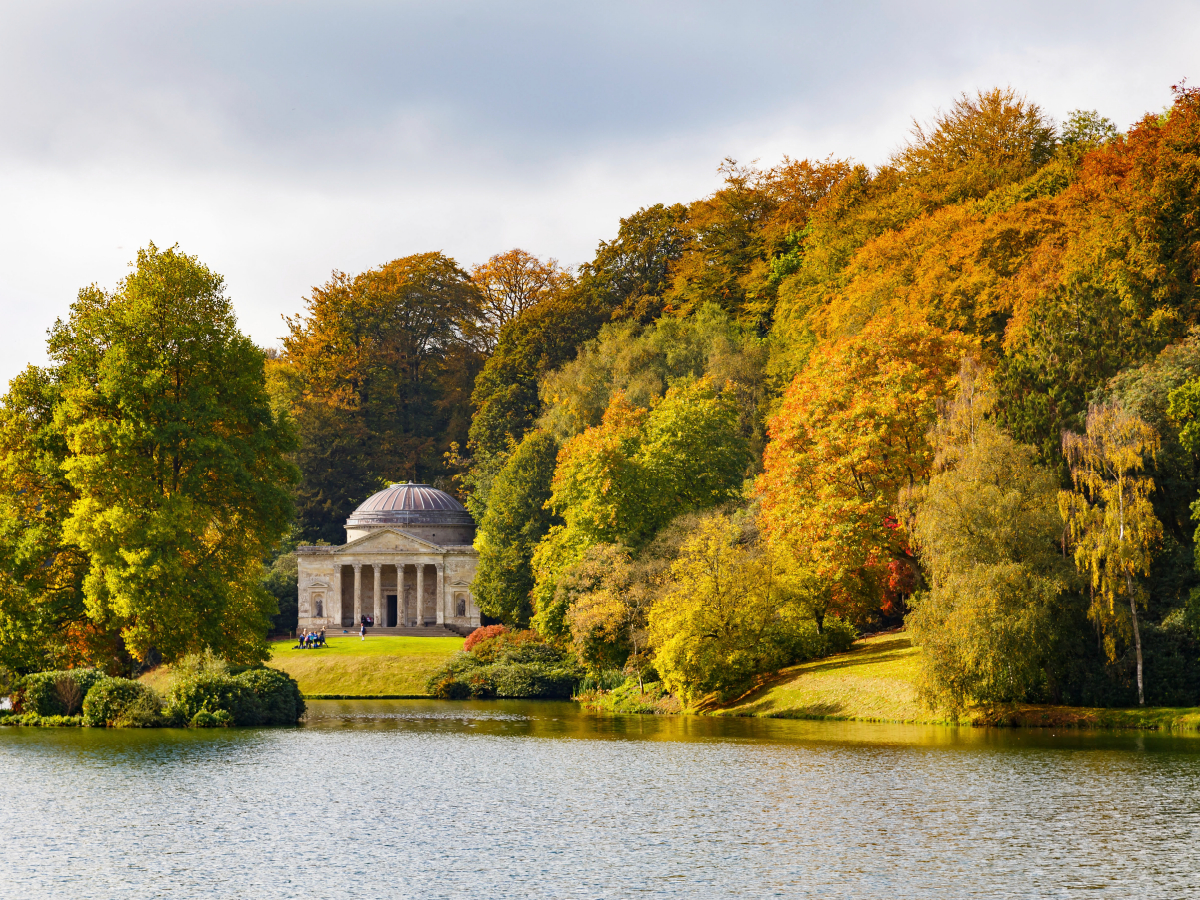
[
  {"xmin": 359, "ymin": 621, "xmax": 366, "ymax": 641},
  {"xmin": 318, "ymin": 627, "xmax": 326, "ymax": 647}
]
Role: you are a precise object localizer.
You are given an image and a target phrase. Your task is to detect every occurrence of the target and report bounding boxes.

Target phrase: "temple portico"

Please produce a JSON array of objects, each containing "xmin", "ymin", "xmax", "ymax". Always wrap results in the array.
[{"xmin": 295, "ymin": 484, "xmax": 481, "ymax": 634}]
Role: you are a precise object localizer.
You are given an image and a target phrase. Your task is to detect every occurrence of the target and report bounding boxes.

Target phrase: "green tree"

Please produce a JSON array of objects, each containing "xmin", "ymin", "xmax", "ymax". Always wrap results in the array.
[
  {"xmin": 283, "ymin": 253, "xmax": 483, "ymax": 542},
  {"xmin": 464, "ymin": 204, "xmax": 691, "ymax": 521},
  {"xmin": 472, "ymin": 430, "xmax": 561, "ymax": 626},
  {"xmin": 0, "ymin": 367, "xmax": 101, "ymax": 673},
  {"xmin": 549, "ymin": 379, "xmax": 749, "ymax": 549},
  {"xmin": 908, "ymin": 366, "xmax": 1075, "ymax": 716},
  {"xmin": 49, "ymin": 243, "xmax": 297, "ymax": 665},
  {"xmin": 1060, "ymin": 401, "xmax": 1163, "ymax": 705},
  {"xmin": 648, "ymin": 511, "xmax": 845, "ymax": 704}
]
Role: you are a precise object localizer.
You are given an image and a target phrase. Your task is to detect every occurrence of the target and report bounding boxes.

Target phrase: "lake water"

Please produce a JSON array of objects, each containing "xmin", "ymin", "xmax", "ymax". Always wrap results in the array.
[{"xmin": 1, "ymin": 700, "xmax": 1198, "ymax": 899}]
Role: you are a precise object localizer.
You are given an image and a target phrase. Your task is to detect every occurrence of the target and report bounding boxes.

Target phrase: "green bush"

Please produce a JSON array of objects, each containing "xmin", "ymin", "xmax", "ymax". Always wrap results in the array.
[
  {"xmin": 164, "ymin": 654, "xmax": 304, "ymax": 726},
  {"xmin": 19, "ymin": 669, "xmax": 105, "ymax": 716},
  {"xmin": 234, "ymin": 668, "xmax": 305, "ymax": 725},
  {"xmin": 165, "ymin": 672, "xmax": 256, "ymax": 725},
  {"xmin": 190, "ymin": 709, "xmax": 233, "ymax": 728},
  {"xmin": 0, "ymin": 712, "xmax": 83, "ymax": 727},
  {"xmin": 82, "ymin": 677, "xmax": 161, "ymax": 727},
  {"xmin": 427, "ymin": 638, "xmax": 582, "ymax": 699}
]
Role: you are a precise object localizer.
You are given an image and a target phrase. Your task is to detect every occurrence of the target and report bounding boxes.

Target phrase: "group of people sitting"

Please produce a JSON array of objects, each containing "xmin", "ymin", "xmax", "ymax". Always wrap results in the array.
[{"xmin": 295, "ymin": 628, "xmax": 327, "ymax": 649}]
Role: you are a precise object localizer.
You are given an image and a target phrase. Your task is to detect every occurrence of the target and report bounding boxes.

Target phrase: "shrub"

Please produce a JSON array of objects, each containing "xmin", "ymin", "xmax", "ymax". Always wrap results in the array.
[
  {"xmin": 114, "ymin": 691, "xmax": 167, "ymax": 728},
  {"xmin": 427, "ymin": 636, "xmax": 583, "ymax": 699},
  {"xmin": 19, "ymin": 669, "xmax": 105, "ymax": 716},
  {"xmin": 165, "ymin": 672, "xmax": 256, "ymax": 725},
  {"xmin": 234, "ymin": 668, "xmax": 305, "ymax": 725},
  {"xmin": 190, "ymin": 709, "xmax": 233, "ymax": 728},
  {"xmin": 163, "ymin": 653, "xmax": 304, "ymax": 726},
  {"xmin": 463, "ymin": 625, "xmax": 508, "ymax": 653},
  {"xmin": 82, "ymin": 677, "xmax": 161, "ymax": 727}
]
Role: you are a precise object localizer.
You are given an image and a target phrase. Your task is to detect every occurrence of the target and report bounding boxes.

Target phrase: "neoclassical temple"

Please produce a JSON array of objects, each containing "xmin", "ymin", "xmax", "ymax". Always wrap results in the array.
[{"xmin": 295, "ymin": 483, "xmax": 480, "ymax": 634}]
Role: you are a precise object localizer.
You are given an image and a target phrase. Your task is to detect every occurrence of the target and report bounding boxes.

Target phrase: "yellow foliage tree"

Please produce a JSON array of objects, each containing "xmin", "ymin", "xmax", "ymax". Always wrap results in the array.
[{"xmin": 1060, "ymin": 401, "xmax": 1162, "ymax": 705}]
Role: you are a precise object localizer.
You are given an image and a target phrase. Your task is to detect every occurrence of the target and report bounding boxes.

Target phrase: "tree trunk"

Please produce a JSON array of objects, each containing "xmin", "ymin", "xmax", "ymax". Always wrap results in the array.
[{"xmin": 1125, "ymin": 572, "xmax": 1145, "ymax": 706}]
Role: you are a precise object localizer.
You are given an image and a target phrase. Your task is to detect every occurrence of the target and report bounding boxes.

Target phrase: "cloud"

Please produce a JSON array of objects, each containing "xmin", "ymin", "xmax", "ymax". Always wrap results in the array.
[{"xmin": 1, "ymin": 0, "xmax": 1197, "ymax": 381}]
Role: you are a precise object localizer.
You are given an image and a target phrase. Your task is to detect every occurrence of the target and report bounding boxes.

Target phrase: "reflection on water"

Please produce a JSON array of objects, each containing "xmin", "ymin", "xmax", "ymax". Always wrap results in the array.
[{"xmin": 1, "ymin": 699, "xmax": 1198, "ymax": 899}]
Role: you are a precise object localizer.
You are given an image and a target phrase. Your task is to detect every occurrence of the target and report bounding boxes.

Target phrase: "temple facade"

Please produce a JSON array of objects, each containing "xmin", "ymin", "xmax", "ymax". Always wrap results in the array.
[{"xmin": 295, "ymin": 483, "xmax": 480, "ymax": 633}]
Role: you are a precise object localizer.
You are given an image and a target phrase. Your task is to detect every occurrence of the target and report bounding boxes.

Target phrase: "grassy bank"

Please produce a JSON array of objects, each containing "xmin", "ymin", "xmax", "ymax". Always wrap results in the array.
[
  {"xmin": 268, "ymin": 635, "xmax": 463, "ymax": 697},
  {"xmin": 711, "ymin": 631, "xmax": 1200, "ymax": 731}
]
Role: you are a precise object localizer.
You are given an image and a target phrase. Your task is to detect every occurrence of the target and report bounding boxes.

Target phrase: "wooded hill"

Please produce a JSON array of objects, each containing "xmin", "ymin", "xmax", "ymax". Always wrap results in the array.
[{"xmin": 4, "ymin": 85, "xmax": 1200, "ymax": 713}]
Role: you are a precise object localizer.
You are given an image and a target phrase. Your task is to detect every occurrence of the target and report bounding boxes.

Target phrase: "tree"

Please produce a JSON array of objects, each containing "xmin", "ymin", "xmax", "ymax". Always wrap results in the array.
[
  {"xmin": 48, "ymin": 244, "xmax": 297, "ymax": 665},
  {"xmin": 464, "ymin": 204, "xmax": 692, "ymax": 521},
  {"xmin": 647, "ymin": 511, "xmax": 844, "ymax": 704},
  {"xmin": 0, "ymin": 366, "xmax": 100, "ymax": 673},
  {"xmin": 893, "ymin": 87, "xmax": 1057, "ymax": 207},
  {"xmin": 582, "ymin": 203, "xmax": 690, "ymax": 324},
  {"xmin": 537, "ymin": 302, "xmax": 767, "ymax": 454},
  {"xmin": 560, "ymin": 543, "xmax": 646, "ymax": 678},
  {"xmin": 758, "ymin": 319, "xmax": 970, "ymax": 623},
  {"xmin": 471, "ymin": 249, "xmax": 572, "ymax": 351},
  {"xmin": 283, "ymin": 253, "xmax": 483, "ymax": 541},
  {"xmin": 908, "ymin": 364, "xmax": 1075, "ymax": 716},
  {"xmin": 548, "ymin": 378, "xmax": 749, "ymax": 549},
  {"xmin": 472, "ymin": 430, "xmax": 560, "ymax": 626},
  {"xmin": 1060, "ymin": 401, "xmax": 1163, "ymax": 705}
]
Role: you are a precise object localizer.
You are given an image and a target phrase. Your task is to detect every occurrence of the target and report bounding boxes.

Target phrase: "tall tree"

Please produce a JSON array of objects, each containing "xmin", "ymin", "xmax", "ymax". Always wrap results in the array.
[
  {"xmin": 758, "ymin": 319, "xmax": 970, "ymax": 623},
  {"xmin": 464, "ymin": 205, "xmax": 690, "ymax": 520},
  {"xmin": 283, "ymin": 253, "xmax": 482, "ymax": 542},
  {"xmin": 908, "ymin": 364, "xmax": 1075, "ymax": 716},
  {"xmin": 1060, "ymin": 401, "xmax": 1163, "ymax": 705},
  {"xmin": 472, "ymin": 429, "xmax": 561, "ymax": 626},
  {"xmin": 471, "ymin": 249, "xmax": 572, "ymax": 351},
  {"xmin": 46, "ymin": 244, "xmax": 297, "ymax": 665},
  {"xmin": 0, "ymin": 367, "xmax": 98, "ymax": 673}
]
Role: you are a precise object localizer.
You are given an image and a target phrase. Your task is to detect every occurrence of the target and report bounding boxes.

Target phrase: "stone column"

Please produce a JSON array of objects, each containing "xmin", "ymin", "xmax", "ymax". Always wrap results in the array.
[
  {"xmin": 372, "ymin": 564, "xmax": 382, "ymax": 628},
  {"xmin": 435, "ymin": 562, "xmax": 445, "ymax": 625},
  {"xmin": 416, "ymin": 563, "xmax": 425, "ymax": 626},
  {"xmin": 331, "ymin": 564, "xmax": 341, "ymax": 625},
  {"xmin": 352, "ymin": 563, "xmax": 362, "ymax": 625}
]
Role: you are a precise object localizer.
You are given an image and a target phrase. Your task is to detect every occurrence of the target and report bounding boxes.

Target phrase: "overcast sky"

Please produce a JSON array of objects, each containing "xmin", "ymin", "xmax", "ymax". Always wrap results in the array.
[{"xmin": 1, "ymin": 1, "xmax": 1197, "ymax": 385}]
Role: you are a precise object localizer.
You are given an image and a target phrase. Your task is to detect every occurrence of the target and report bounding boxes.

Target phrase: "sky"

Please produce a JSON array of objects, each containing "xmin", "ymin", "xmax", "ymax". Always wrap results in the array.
[{"xmin": 1, "ymin": 0, "xmax": 1198, "ymax": 385}]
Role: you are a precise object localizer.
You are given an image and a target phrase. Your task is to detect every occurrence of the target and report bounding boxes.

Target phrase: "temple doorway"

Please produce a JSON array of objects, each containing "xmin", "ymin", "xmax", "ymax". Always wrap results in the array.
[{"xmin": 386, "ymin": 594, "xmax": 398, "ymax": 628}]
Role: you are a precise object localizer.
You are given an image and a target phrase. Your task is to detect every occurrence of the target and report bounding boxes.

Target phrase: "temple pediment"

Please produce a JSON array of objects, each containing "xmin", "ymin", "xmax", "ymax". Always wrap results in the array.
[{"xmin": 335, "ymin": 528, "xmax": 444, "ymax": 554}]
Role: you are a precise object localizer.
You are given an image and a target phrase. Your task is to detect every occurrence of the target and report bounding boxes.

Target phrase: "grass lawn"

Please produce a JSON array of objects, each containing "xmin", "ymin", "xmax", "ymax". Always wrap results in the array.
[
  {"xmin": 716, "ymin": 631, "xmax": 1200, "ymax": 731},
  {"xmin": 268, "ymin": 635, "xmax": 463, "ymax": 697},
  {"xmin": 716, "ymin": 631, "xmax": 934, "ymax": 723}
]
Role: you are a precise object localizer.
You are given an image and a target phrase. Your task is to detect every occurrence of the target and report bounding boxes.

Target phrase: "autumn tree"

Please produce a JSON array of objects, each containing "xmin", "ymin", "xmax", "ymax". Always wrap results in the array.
[
  {"xmin": 283, "ymin": 253, "xmax": 482, "ymax": 541},
  {"xmin": 464, "ymin": 205, "xmax": 693, "ymax": 523},
  {"xmin": 560, "ymin": 543, "xmax": 654, "ymax": 681},
  {"xmin": 648, "ymin": 511, "xmax": 851, "ymax": 704},
  {"xmin": 908, "ymin": 364, "xmax": 1075, "ymax": 716},
  {"xmin": 1060, "ymin": 401, "xmax": 1163, "ymax": 705},
  {"xmin": 758, "ymin": 319, "xmax": 970, "ymax": 622},
  {"xmin": 44, "ymin": 244, "xmax": 297, "ymax": 665},
  {"xmin": 471, "ymin": 249, "xmax": 572, "ymax": 351},
  {"xmin": 893, "ymin": 87, "xmax": 1057, "ymax": 206}
]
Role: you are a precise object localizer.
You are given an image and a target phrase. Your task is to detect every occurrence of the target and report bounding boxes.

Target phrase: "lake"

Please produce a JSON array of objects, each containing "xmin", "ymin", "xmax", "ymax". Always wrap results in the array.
[{"xmin": 1, "ymin": 699, "xmax": 1198, "ymax": 898}]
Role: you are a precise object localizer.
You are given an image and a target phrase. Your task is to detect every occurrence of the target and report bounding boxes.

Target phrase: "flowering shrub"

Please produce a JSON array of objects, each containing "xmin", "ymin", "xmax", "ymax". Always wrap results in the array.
[
  {"xmin": 463, "ymin": 625, "xmax": 508, "ymax": 652},
  {"xmin": 427, "ymin": 632, "xmax": 582, "ymax": 699}
]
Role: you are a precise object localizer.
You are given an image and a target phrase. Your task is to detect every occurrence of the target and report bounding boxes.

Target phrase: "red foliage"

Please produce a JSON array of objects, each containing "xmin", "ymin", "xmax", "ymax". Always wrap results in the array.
[{"xmin": 463, "ymin": 624, "xmax": 507, "ymax": 653}]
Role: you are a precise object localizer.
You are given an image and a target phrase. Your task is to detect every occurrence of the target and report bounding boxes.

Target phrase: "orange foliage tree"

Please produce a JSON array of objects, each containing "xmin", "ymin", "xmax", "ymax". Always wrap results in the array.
[{"xmin": 757, "ymin": 319, "xmax": 972, "ymax": 621}]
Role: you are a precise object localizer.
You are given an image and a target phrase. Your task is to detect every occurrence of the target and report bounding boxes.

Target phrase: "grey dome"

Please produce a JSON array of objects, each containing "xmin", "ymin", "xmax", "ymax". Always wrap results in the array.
[{"xmin": 346, "ymin": 483, "xmax": 474, "ymax": 529}]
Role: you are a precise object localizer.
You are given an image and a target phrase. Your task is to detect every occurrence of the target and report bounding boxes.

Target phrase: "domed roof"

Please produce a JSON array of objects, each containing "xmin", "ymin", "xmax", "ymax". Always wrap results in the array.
[{"xmin": 346, "ymin": 483, "xmax": 474, "ymax": 529}]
